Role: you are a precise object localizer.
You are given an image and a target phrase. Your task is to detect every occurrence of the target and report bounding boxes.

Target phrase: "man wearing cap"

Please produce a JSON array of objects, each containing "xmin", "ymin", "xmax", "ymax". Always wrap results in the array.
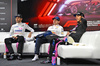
[
  {"xmin": 41, "ymin": 12, "xmax": 87, "ymax": 64},
  {"xmin": 5, "ymin": 14, "xmax": 34, "ymax": 60},
  {"xmin": 32, "ymin": 16, "xmax": 64, "ymax": 61},
  {"xmin": 67, "ymin": 12, "xmax": 87, "ymax": 43}
]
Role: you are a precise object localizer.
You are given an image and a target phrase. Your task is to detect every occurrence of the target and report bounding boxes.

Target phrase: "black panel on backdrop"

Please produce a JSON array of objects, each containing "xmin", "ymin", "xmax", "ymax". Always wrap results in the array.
[{"xmin": 0, "ymin": 0, "xmax": 17, "ymax": 32}]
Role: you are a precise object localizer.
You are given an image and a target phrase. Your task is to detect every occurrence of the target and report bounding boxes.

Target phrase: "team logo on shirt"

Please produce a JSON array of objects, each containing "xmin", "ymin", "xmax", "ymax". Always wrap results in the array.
[
  {"xmin": 14, "ymin": 26, "xmax": 18, "ymax": 28},
  {"xmin": 19, "ymin": 28, "xmax": 22, "ymax": 30},
  {"xmin": 15, "ymin": 30, "xmax": 22, "ymax": 32}
]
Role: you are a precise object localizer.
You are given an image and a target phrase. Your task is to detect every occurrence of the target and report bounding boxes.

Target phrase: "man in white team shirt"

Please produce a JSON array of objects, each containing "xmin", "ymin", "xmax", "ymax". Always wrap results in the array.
[
  {"xmin": 5, "ymin": 14, "xmax": 34, "ymax": 60},
  {"xmin": 32, "ymin": 16, "xmax": 64, "ymax": 61}
]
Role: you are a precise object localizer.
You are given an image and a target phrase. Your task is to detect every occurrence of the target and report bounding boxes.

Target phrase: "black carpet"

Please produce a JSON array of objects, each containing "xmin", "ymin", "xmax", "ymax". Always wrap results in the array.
[{"xmin": 0, "ymin": 54, "xmax": 100, "ymax": 66}]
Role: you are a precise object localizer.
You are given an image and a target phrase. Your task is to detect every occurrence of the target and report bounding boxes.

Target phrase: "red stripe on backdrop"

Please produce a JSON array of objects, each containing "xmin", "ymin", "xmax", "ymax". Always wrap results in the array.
[
  {"xmin": 38, "ymin": 2, "xmax": 50, "ymax": 17},
  {"xmin": 48, "ymin": 3, "xmax": 57, "ymax": 16},
  {"xmin": 57, "ymin": 0, "xmax": 60, "ymax": 2},
  {"xmin": 43, "ymin": 3, "xmax": 54, "ymax": 16}
]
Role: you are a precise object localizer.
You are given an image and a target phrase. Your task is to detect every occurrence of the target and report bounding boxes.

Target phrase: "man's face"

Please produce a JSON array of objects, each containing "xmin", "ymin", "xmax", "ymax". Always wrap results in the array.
[
  {"xmin": 76, "ymin": 15, "xmax": 82, "ymax": 22},
  {"xmin": 53, "ymin": 19, "xmax": 60, "ymax": 25},
  {"xmin": 15, "ymin": 17, "xmax": 22, "ymax": 23}
]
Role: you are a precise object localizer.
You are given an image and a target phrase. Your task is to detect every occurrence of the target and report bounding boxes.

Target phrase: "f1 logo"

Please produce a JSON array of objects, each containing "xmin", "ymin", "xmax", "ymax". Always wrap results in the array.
[{"xmin": 63, "ymin": 20, "xmax": 77, "ymax": 27}]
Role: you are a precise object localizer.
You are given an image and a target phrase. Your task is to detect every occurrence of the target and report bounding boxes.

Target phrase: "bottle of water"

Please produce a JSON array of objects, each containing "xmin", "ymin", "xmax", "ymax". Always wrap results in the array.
[
  {"xmin": 52, "ymin": 53, "xmax": 56, "ymax": 65},
  {"xmin": 57, "ymin": 57, "xmax": 60, "ymax": 65},
  {"xmin": 3, "ymin": 53, "xmax": 6, "ymax": 59}
]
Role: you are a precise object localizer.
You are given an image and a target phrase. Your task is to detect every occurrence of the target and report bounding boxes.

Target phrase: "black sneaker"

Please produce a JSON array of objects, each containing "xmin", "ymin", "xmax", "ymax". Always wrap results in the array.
[
  {"xmin": 40, "ymin": 60, "xmax": 51, "ymax": 64},
  {"xmin": 7, "ymin": 54, "xmax": 15, "ymax": 60},
  {"xmin": 17, "ymin": 54, "xmax": 22, "ymax": 60}
]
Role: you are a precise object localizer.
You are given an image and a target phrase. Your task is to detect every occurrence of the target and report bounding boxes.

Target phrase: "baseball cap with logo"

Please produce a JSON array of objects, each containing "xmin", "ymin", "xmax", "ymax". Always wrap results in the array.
[
  {"xmin": 73, "ymin": 12, "xmax": 85, "ymax": 17},
  {"xmin": 15, "ymin": 14, "xmax": 22, "ymax": 18},
  {"xmin": 52, "ymin": 16, "xmax": 60, "ymax": 21}
]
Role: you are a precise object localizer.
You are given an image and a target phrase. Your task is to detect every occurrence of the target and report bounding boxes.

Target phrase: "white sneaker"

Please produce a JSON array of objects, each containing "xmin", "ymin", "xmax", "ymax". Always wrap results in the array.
[
  {"xmin": 32, "ymin": 54, "xmax": 39, "ymax": 61},
  {"xmin": 26, "ymin": 37, "xmax": 35, "ymax": 42}
]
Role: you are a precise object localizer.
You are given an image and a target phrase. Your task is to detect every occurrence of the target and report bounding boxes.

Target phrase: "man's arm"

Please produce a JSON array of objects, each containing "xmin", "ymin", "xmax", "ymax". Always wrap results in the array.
[
  {"xmin": 66, "ymin": 25, "xmax": 77, "ymax": 36},
  {"xmin": 25, "ymin": 24, "xmax": 34, "ymax": 38},
  {"xmin": 82, "ymin": 19, "xmax": 87, "ymax": 29},
  {"xmin": 60, "ymin": 26, "xmax": 64, "ymax": 35},
  {"xmin": 47, "ymin": 26, "xmax": 56, "ymax": 34},
  {"xmin": 66, "ymin": 31, "xmax": 70, "ymax": 36},
  {"xmin": 28, "ymin": 32, "xmax": 32, "ymax": 38}
]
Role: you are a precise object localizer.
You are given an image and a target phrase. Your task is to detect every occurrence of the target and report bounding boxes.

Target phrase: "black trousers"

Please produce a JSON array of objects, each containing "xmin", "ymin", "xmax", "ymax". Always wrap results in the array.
[
  {"xmin": 5, "ymin": 36, "xmax": 25, "ymax": 54},
  {"xmin": 48, "ymin": 39, "xmax": 65, "ymax": 61}
]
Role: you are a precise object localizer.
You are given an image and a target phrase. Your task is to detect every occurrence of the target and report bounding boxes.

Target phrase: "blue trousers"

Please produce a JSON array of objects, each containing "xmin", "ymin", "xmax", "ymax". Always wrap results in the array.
[{"xmin": 35, "ymin": 37, "xmax": 49, "ymax": 55}]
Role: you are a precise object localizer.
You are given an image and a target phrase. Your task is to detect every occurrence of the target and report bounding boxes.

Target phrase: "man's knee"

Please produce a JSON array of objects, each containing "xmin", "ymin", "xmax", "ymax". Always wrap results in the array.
[
  {"xmin": 35, "ymin": 38, "xmax": 43, "ymax": 46},
  {"xmin": 18, "ymin": 36, "xmax": 25, "ymax": 42},
  {"xmin": 5, "ymin": 38, "xmax": 11, "ymax": 44}
]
